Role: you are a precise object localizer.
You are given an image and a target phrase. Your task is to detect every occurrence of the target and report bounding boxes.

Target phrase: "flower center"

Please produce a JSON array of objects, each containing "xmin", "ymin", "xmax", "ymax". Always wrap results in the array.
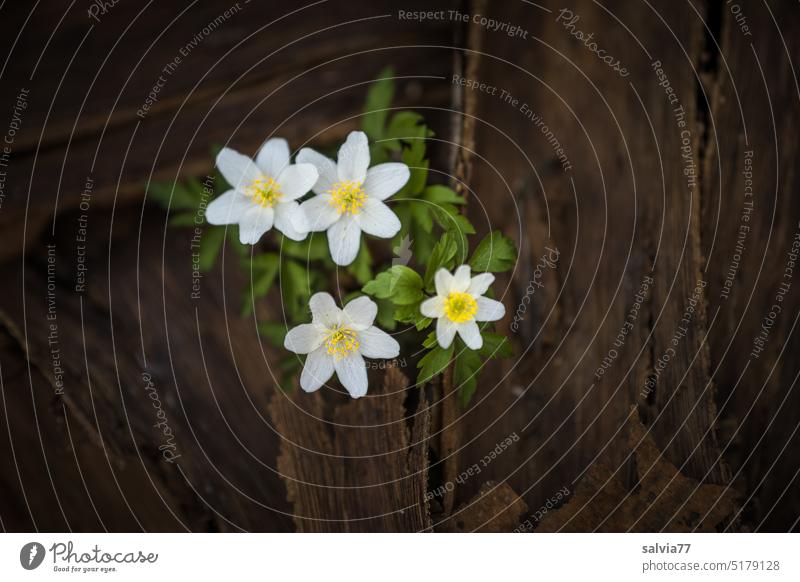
[
  {"xmin": 444, "ymin": 292, "xmax": 478, "ymax": 323},
  {"xmin": 245, "ymin": 175, "xmax": 283, "ymax": 208},
  {"xmin": 329, "ymin": 181, "xmax": 366, "ymax": 215},
  {"xmin": 324, "ymin": 325, "xmax": 360, "ymax": 359}
]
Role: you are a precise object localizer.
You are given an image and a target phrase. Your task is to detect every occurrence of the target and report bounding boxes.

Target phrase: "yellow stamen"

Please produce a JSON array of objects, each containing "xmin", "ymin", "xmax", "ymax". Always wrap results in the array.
[
  {"xmin": 329, "ymin": 180, "xmax": 366, "ymax": 215},
  {"xmin": 245, "ymin": 175, "xmax": 283, "ymax": 207},
  {"xmin": 444, "ymin": 292, "xmax": 478, "ymax": 323},
  {"xmin": 325, "ymin": 325, "xmax": 360, "ymax": 359}
]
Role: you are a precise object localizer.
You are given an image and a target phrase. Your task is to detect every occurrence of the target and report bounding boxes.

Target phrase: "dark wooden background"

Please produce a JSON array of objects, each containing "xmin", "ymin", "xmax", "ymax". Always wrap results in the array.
[{"xmin": 0, "ymin": 0, "xmax": 798, "ymax": 532}]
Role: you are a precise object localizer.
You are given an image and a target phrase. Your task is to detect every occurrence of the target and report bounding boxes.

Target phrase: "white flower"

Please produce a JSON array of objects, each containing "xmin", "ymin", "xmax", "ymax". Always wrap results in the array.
[
  {"xmin": 284, "ymin": 292, "xmax": 400, "ymax": 398},
  {"xmin": 206, "ymin": 138, "xmax": 318, "ymax": 244},
  {"xmin": 420, "ymin": 265, "xmax": 506, "ymax": 350},
  {"xmin": 298, "ymin": 131, "xmax": 409, "ymax": 266}
]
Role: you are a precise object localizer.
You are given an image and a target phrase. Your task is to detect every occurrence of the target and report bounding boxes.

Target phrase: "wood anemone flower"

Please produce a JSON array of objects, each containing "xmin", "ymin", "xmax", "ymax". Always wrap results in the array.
[
  {"xmin": 206, "ymin": 138, "xmax": 318, "ymax": 244},
  {"xmin": 284, "ymin": 293, "xmax": 400, "ymax": 398},
  {"xmin": 298, "ymin": 131, "xmax": 409, "ymax": 266},
  {"xmin": 420, "ymin": 265, "xmax": 506, "ymax": 350}
]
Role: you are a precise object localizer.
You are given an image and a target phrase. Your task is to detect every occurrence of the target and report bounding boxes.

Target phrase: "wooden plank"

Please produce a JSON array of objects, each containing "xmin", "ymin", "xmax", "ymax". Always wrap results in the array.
[
  {"xmin": 701, "ymin": 0, "xmax": 800, "ymax": 532},
  {"xmin": 269, "ymin": 367, "xmax": 431, "ymax": 532},
  {"xmin": 451, "ymin": 0, "xmax": 728, "ymax": 525}
]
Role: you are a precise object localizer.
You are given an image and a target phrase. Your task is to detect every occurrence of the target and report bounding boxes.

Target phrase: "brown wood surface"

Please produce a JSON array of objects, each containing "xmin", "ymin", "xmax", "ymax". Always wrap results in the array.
[{"xmin": 0, "ymin": 0, "xmax": 798, "ymax": 532}]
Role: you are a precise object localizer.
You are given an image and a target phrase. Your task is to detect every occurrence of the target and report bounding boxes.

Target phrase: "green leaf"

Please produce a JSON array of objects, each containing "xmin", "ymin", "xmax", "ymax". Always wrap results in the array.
[
  {"xmin": 376, "ymin": 299, "xmax": 397, "ymax": 330},
  {"xmin": 281, "ymin": 234, "xmax": 329, "ymax": 261},
  {"xmin": 417, "ymin": 343, "xmax": 453, "ymax": 385},
  {"xmin": 347, "ymin": 240, "xmax": 373, "ymax": 285},
  {"xmin": 257, "ymin": 321, "xmax": 288, "ymax": 348},
  {"xmin": 410, "ymin": 202, "xmax": 434, "ymax": 234},
  {"xmin": 422, "ymin": 185, "xmax": 465, "ymax": 206},
  {"xmin": 455, "ymin": 346, "xmax": 482, "ymax": 407},
  {"xmin": 470, "ymin": 231, "xmax": 517, "ymax": 273},
  {"xmin": 362, "ymin": 68, "xmax": 395, "ymax": 140},
  {"xmin": 422, "ymin": 330, "xmax": 438, "ymax": 349},
  {"xmin": 362, "ymin": 265, "xmax": 423, "ymax": 305},
  {"xmin": 199, "ymin": 226, "xmax": 227, "ymax": 271},
  {"xmin": 280, "ymin": 259, "xmax": 313, "ymax": 322},
  {"xmin": 424, "ymin": 233, "xmax": 458, "ymax": 290},
  {"xmin": 241, "ymin": 253, "xmax": 280, "ymax": 317},
  {"xmin": 167, "ymin": 212, "xmax": 196, "ymax": 227},
  {"xmin": 479, "ymin": 331, "xmax": 514, "ymax": 359}
]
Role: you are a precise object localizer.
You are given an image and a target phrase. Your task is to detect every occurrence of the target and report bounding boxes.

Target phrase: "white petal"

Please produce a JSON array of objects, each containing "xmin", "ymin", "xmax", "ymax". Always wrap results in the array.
[
  {"xmin": 342, "ymin": 296, "xmax": 377, "ymax": 330},
  {"xmin": 284, "ymin": 324, "xmax": 324, "ymax": 354},
  {"xmin": 355, "ymin": 198, "xmax": 401, "ymax": 238},
  {"xmin": 301, "ymin": 195, "xmax": 340, "ymax": 232},
  {"xmin": 216, "ymin": 148, "xmax": 261, "ymax": 191},
  {"xmin": 358, "ymin": 327, "xmax": 400, "ymax": 359},
  {"xmin": 327, "ymin": 215, "xmax": 362, "ymax": 266},
  {"xmin": 297, "ymin": 148, "xmax": 338, "ymax": 195},
  {"xmin": 309, "ymin": 292, "xmax": 341, "ymax": 327},
  {"xmin": 434, "ymin": 268, "xmax": 455, "ymax": 296},
  {"xmin": 468, "ymin": 273, "xmax": 495, "ymax": 296},
  {"xmin": 276, "ymin": 163, "xmax": 318, "ymax": 201},
  {"xmin": 362, "ymin": 163, "xmax": 410, "ymax": 200},
  {"xmin": 475, "ymin": 297, "xmax": 505, "ymax": 322},
  {"xmin": 334, "ymin": 353, "xmax": 369, "ymax": 398},
  {"xmin": 457, "ymin": 320, "xmax": 482, "ymax": 350},
  {"xmin": 337, "ymin": 131, "xmax": 370, "ymax": 182},
  {"xmin": 420, "ymin": 296, "xmax": 445, "ymax": 318},
  {"xmin": 204, "ymin": 190, "xmax": 252, "ymax": 225},
  {"xmin": 274, "ymin": 202, "xmax": 308, "ymax": 241},
  {"xmin": 452, "ymin": 265, "xmax": 471, "ymax": 292},
  {"xmin": 238, "ymin": 206, "xmax": 274, "ymax": 245},
  {"xmin": 300, "ymin": 348, "xmax": 335, "ymax": 393},
  {"xmin": 256, "ymin": 137, "xmax": 290, "ymax": 177},
  {"xmin": 436, "ymin": 317, "xmax": 457, "ymax": 349}
]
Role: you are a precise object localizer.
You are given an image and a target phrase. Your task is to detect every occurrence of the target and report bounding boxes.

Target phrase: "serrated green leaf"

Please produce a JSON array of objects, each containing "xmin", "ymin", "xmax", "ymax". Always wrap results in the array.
[
  {"xmin": 422, "ymin": 185, "xmax": 465, "ymax": 206},
  {"xmin": 480, "ymin": 331, "xmax": 514, "ymax": 359},
  {"xmin": 470, "ymin": 231, "xmax": 518, "ymax": 273},
  {"xmin": 362, "ymin": 265, "xmax": 423, "ymax": 305},
  {"xmin": 424, "ymin": 233, "xmax": 458, "ymax": 290},
  {"xmin": 410, "ymin": 202, "xmax": 434, "ymax": 234},
  {"xmin": 417, "ymin": 343, "xmax": 453, "ymax": 386},
  {"xmin": 362, "ymin": 68, "xmax": 395, "ymax": 140},
  {"xmin": 455, "ymin": 346, "xmax": 482, "ymax": 407}
]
